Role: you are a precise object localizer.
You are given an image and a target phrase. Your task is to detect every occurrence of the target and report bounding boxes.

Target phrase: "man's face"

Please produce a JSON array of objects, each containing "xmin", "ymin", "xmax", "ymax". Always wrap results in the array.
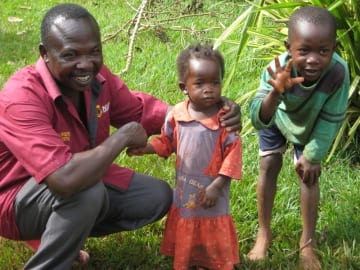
[{"xmin": 40, "ymin": 17, "xmax": 103, "ymax": 94}]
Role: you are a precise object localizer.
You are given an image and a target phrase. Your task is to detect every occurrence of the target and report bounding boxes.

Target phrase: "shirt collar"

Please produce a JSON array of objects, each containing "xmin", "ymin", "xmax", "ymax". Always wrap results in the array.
[
  {"xmin": 173, "ymin": 99, "xmax": 224, "ymax": 130},
  {"xmin": 35, "ymin": 57, "xmax": 105, "ymax": 100},
  {"xmin": 35, "ymin": 58, "xmax": 62, "ymax": 101}
]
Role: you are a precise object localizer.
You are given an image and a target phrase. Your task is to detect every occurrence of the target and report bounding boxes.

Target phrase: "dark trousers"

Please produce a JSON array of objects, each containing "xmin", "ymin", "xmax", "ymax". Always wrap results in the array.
[{"xmin": 14, "ymin": 173, "xmax": 172, "ymax": 270}]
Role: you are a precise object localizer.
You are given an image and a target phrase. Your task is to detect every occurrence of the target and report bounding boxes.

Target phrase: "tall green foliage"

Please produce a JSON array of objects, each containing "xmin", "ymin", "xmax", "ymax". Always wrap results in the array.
[{"xmin": 215, "ymin": 0, "xmax": 360, "ymax": 160}]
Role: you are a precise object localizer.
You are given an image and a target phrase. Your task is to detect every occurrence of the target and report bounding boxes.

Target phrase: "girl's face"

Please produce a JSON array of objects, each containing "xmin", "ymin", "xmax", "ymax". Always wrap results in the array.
[
  {"xmin": 286, "ymin": 21, "xmax": 336, "ymax": 85},
  {"xmin": 180, "ymin": 58, "xmax": 222, "ymax": 111}
]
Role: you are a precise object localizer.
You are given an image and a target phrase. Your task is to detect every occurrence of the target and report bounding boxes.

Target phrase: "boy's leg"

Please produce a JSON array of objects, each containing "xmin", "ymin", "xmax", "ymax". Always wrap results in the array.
[
  {"xmin": 299, "ymin": 179, "xmax": 321, "ymax": 270},
  {"xmin": 248, "ymin": 125, "xmax": 286, "ymax": 261},
  {"xmin": 293, "ymin": 147, "xmax": 321, "ymax": 270},
  {"xmin": 247, "ymin": 153, "xmax": 282, "ymax": 260},
  {"xmin": 90, "ymin": 173, "xmax": 172, "ymax": 235},
  {"xmin": 15, "ymin": 178, "xmax": 109, "ymax": 270}
]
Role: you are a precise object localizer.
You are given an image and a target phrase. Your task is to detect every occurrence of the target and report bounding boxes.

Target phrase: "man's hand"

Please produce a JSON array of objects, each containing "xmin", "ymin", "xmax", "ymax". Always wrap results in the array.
[
  {"xmin": 295, "ymin": 155, "xmax": 321, "ymax": 186},
  {"xmin": 220, "ymin": 97, "xmax": 242, "ymax": 132},
  {"xmin": 118, "ymin": 122, "xmax": 148, "ymax": 149}
]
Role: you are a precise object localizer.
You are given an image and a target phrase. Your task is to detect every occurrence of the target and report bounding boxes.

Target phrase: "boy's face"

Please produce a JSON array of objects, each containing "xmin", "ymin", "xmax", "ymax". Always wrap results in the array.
[
  {"xmin": 179, "ymin": 58, "xmax": 222, "ymax": 110},
  {"xmin": 286, "ymin": 21, "xmax": 336, "ymax": 85},
  {"xmin": 40, "ymin": 17, "xmax": 103, "ymax": 95}
]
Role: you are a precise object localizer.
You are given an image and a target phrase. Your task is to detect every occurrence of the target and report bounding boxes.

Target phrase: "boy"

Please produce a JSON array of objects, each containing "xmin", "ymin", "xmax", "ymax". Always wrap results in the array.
[{"xmin": 247, "ymin": 6, "xmax": 349, "ymax": 270}]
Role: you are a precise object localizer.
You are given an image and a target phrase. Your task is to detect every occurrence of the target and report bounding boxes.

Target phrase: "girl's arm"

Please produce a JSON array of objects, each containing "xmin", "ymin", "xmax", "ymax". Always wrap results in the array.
[
  {"xmin": 201, "ymin": 174, "xmax": 230, "ymax": 209},
  {"xmin": 126, "ymin": 143, "xmax": 155, "ymax": 156}
]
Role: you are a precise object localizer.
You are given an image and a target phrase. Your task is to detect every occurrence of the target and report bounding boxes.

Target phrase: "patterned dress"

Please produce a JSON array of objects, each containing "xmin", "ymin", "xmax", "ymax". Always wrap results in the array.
[{"xmin": 150, "ymin": 100, "xmax": 242, "ymax": 270}]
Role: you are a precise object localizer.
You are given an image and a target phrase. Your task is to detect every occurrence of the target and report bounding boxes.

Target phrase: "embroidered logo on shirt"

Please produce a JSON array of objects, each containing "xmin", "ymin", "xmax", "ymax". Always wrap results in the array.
[
  {"xmin": 60, "ymin": 131, "xmax": 71, "ymax": 142},
  {"xmin": 96, "ymin": 102, "xmax": 110, "ymax": 118}
]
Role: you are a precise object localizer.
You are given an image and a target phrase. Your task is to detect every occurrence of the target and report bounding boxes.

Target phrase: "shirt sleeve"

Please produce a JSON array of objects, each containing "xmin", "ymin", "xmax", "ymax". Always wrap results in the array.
[
  {"xmin": 219, "ymin": 133, "xmax": 242, "ymax": 180},
  {"xmin": 250, "ymin": 58, "xmax": 280, "ymax": 130},
  {"xmin": 303, "ymin": 71, "xmax": 350, "ymax": 162},
  {"xmin": 0, "ymin": 94, "xmax": 72, "ymax": 182},
  {"xmin": 149, "ymin": 111, "xmax": 176, "ymax": 158}
]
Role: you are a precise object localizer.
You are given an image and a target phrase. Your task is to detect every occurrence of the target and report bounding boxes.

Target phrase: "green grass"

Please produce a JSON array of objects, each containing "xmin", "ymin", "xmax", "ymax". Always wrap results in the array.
[{"xmin": 1, "ymin": 0, "xmax": 359, "ymax": 269}]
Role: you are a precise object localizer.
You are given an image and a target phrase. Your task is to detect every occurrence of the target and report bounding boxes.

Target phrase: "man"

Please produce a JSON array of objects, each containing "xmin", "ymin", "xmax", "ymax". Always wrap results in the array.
[{"xmin": 0, "ymin": 3, "xmax": 241, "ymax": 269}]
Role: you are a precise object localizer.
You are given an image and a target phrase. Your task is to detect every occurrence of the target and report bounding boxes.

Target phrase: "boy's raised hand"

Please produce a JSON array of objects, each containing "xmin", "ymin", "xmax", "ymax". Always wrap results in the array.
[{"xmin": 267, "ymin": 56, "xmax": 304, "ymax": 93}]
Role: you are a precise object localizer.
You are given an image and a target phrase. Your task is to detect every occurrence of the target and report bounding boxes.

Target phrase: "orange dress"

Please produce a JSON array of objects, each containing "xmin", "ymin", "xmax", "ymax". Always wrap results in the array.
[{"xmin": 150, "ymin": 101, "xmax": 242, "ymax": 270}]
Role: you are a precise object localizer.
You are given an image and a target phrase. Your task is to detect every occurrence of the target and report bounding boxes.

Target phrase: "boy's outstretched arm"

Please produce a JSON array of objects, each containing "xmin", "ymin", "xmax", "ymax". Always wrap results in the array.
[{"xmin": 260, "ymin": 56, "xmax": 304, "ymax": 124}]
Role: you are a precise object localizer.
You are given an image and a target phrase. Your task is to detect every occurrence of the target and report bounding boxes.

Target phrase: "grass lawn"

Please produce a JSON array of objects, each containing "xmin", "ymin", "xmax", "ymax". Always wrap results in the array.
[{"xmin": 0, "ymin": 0, "xmax": 359, "ymax": 269}]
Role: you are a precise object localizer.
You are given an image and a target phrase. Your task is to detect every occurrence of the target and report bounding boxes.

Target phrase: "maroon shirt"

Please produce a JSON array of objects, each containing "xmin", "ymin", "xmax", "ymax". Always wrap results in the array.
[{"xmin": 0, "ymin": 58, "xmax": 167, "ymax": 239}]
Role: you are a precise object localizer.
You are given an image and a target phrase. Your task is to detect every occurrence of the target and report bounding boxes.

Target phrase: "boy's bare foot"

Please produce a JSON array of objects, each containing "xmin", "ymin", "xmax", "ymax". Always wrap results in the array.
[
  {"xmin": 247, "ymin": 230, "xmax": 272, "ymax": 261},
  {"xmin": 299, "ymin": 247, "xmax": 321, "ymax": 270}
]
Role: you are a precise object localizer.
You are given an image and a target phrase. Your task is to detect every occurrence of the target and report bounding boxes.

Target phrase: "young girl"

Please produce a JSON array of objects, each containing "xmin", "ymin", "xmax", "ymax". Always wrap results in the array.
[{"xmin": 128, "ymin": 44, "xmax": 242, "ymax": 270}]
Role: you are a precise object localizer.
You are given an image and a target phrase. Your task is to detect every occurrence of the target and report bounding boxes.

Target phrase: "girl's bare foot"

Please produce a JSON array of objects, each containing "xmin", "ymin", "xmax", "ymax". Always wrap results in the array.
[
  {"xmin": 247, "ymin": 230, "xmax": 272, "ymax": 261},
  {"xmin": 300, "ymin": 247, "xmax": 321, "ymax": 270}
]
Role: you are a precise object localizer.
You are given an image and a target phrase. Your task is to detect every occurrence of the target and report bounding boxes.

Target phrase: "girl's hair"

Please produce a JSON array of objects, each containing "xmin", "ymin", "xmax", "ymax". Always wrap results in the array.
[
  {"xmin": 177, "ymin": 44, "xmax": 225, "ymax": 82},
  {"xmin": 288, "ymin": 6, "xmax": 337, "ymax": 39},
  {"xmin": 41, "ymin": 3, "xmax": 99, "ymax": 48}
]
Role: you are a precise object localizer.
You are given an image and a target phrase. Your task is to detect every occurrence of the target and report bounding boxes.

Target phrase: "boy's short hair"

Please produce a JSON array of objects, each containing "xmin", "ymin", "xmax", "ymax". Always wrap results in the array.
[
  {"xmin": 41, "ymin": 3, "xmax": 99, "ymax": 48},
  {"xmin": 288, "ymin": 6, "xmax": 337, "ymax": 39},
  {"xmin": 176, "ymin": 44, "xmax": 225, "ymax": 82}
]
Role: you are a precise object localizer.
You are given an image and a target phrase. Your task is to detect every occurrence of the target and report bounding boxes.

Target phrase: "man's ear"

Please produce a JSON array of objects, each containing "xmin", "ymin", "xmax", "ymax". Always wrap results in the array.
[
  {"xmin": 39, "ymin": 43, "xmax": 49, "ymax": 62},
  {"xmin": 178, "ymin": 81, "xmax": 188, "ymax": 94}
]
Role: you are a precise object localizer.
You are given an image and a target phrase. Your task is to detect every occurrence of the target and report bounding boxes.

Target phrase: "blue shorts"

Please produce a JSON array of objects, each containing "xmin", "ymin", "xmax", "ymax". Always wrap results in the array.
[{"xmin": 258, "ymin": 125, "xmax": 304, "ymax": 161}]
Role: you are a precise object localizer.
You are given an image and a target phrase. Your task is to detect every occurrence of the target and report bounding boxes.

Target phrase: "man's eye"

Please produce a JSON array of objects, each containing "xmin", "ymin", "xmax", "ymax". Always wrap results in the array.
[
  {"xmin": 92, "ymin": 48, "xmax": 102, "ymax": 55},
  {"xmin": 62, "ymin": 52, "xmax": 76, "ymax": 60}
]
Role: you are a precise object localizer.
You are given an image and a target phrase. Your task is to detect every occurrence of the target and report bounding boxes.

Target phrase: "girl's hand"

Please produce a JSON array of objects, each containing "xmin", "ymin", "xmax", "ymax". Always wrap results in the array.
[
  {"xmin": 126, "ymin": 143, "xmax": 154, "ymax": 156},
  {"xmin": 201, "ymin": 184, "xmax": 221, "ymax": 209},
  {"xmin": 267, "ymin": 56, "xmax": 304, "ymax": 94}
]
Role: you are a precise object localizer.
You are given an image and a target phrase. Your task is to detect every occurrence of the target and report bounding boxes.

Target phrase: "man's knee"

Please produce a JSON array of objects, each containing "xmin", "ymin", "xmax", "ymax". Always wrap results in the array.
[
  {"xmin": 72, "ymin": 182, "xmax": 108, "ymax": 217},
  {"xmin": 158, "ymin": 180, "xmax": 172, "ymax": 206}
]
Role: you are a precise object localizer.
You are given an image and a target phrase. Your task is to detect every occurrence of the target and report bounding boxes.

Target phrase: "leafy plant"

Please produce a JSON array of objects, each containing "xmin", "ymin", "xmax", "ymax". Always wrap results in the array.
[{"xmin": 214, "ymin": 0, "xmax": 360, "ymax": 160}]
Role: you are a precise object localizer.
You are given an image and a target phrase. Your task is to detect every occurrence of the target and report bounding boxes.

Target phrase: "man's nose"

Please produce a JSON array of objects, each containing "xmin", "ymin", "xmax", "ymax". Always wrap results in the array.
[{"xmin": 76, "ymin": 55, "xmax": 93, "ymax": 69}]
